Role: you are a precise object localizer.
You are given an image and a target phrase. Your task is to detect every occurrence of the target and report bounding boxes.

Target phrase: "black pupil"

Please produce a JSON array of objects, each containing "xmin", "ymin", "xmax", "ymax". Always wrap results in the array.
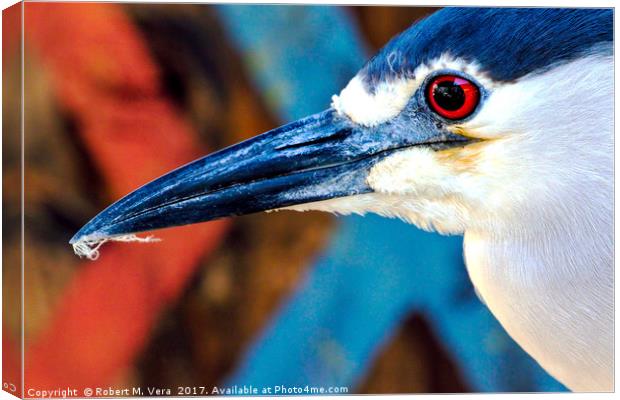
[{"xmin": 433, "ymin": 80, "xmax": 465, "ymax": 110}]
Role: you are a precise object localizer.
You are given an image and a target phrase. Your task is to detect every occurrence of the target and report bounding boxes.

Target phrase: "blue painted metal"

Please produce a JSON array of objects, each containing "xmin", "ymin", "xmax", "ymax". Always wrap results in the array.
[
  {"xmin": 216, "ymin": 5, "xmax": 365, "ymax": 121},
  {"xmin": 215, "ymin": 5, "xmax": 567, "ymax": 393}
]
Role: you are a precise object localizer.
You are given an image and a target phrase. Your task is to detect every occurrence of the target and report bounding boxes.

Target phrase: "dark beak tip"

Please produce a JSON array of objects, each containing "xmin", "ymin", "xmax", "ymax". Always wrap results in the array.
[
  {"xmin": 69, "ymin": 229, "xmax": 92, "ymax": 245},
  {"xmin": 69, "ymin": 232, "xmax": 88, "ymax": 245},
  {"xmin": 69, "ymin": 221, "xmax": 107, "ymax": 245}
]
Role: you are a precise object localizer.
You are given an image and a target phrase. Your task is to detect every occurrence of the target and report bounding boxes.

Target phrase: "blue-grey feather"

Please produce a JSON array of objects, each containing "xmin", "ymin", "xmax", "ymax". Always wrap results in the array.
[{"xmin": 362, "ymin": 8, "xmax": 613, "ymax": 89}]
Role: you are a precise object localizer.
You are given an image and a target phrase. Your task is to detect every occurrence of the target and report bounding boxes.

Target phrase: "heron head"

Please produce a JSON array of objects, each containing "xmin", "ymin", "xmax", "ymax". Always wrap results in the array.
[{"xmin": 71, "ymin": 8, "xmax": 613, "ymax": 254}]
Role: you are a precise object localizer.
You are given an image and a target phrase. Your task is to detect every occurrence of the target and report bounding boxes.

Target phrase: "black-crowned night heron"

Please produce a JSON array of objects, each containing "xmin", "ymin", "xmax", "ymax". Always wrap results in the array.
[{"xmin": 71, "ymin": 8, "xmax": 613, "ymax": 391}]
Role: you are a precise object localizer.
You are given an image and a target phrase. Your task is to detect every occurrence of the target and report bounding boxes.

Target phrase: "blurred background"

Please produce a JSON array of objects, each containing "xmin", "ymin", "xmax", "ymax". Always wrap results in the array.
[{"xmin": 3, "ymin": 3, "xmax": 566, "ymax": 394}]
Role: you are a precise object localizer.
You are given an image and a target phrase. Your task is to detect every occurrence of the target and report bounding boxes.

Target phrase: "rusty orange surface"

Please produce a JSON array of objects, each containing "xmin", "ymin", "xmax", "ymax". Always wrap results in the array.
[{"xmin": 18, "ymin": 2, "xmax": 230, "ymax": 390}]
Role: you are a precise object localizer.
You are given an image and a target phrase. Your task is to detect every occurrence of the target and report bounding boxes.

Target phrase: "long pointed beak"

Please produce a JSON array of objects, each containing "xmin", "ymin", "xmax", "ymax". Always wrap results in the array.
[{"xmin": 70, "ymin": 108, "xmax": 467, "ymax": 245}]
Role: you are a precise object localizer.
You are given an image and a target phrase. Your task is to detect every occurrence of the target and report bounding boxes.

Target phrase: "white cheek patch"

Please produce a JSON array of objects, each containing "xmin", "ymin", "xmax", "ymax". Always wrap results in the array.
[
  {"xmin": 331, "ymin": 75, "xmax": 418, "ymax": 127},
  {"xmin": 456, "ymin": 53, "xmax": 614, "ymax": 140},
  {"xmin": 367, "ymin": 147, "xmax": 458, "ymax": 197},
  {"xmin": 279, "ymin": 148, "xmax": 472, "ymax": 234}
]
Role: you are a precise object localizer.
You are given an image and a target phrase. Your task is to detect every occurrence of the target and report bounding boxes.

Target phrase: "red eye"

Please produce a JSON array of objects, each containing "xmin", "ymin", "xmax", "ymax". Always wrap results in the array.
[{"xmin": 427, "ymin": 75, "xmax": 480, "ymax": 120}]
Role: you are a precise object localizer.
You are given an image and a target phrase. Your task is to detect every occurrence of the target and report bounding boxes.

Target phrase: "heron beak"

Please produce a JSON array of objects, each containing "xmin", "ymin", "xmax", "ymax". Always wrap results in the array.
[{"xmin": 70, "ymin": 108, "xmax": 468, "ymax": 244}]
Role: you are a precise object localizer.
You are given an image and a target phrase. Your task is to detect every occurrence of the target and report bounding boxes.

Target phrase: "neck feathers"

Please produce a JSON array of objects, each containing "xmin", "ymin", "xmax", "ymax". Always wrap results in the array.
[{"xmin": 462, "ymin": 52, "xmax": 613, "ymax": 392}]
